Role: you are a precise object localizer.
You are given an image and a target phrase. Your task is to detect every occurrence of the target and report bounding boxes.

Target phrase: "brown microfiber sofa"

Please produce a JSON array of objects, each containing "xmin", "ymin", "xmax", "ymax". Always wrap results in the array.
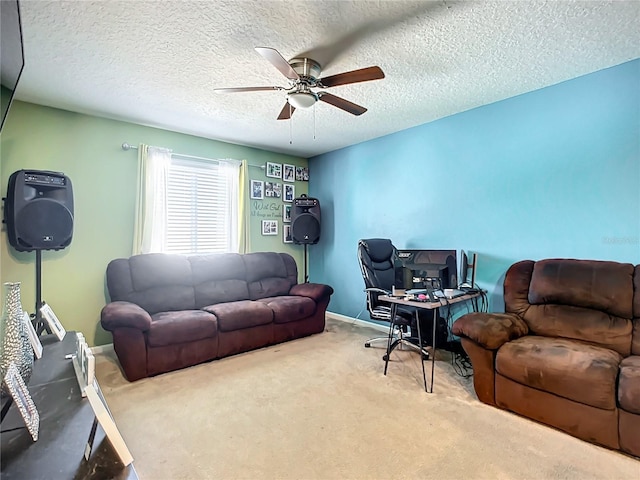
[
  {"xmin": 452, "ymin": 258, "xmax": 640, "ymax": 457},
  {"xmin": 100, "ymin": 251, "xmax": 333, "ymax": 381}
]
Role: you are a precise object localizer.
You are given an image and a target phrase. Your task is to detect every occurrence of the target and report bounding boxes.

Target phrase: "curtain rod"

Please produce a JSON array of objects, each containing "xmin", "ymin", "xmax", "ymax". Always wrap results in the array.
[{"xmin": 121, "ymin": 142, "xmax": 263, "ymax": 168}]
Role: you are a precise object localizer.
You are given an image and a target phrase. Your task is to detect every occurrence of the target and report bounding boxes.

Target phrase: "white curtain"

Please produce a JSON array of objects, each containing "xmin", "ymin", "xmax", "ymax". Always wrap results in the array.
[
  {"xmin": 238, "ymin": 160, "xmax": 250, "ymax": 253},
  {"xmin": 219, "ymin": 159, "xmax": 241, "ymax": 252},
  {"xmin": 132, "ymin": 144, "xmax": 172, "ymax": 254}
]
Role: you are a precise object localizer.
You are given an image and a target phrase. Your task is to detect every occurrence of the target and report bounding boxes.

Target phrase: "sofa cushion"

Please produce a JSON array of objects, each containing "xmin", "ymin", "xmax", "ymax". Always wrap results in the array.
[
  {"xmin": 127, "ymin": 253, "xmax": 195, "ymax": 313},
  {"xmin": 618, "ymin": 356, "xmax": 640, "ymax": 414},
  {"xmin": 190, "ymin": 253, "xmax": 250, "ymax": 308},
  {"xmin": 522, "ymin": 304, "xmax": 632, "ymax": 356},
  {"xmin": 203, "ymin": 300, "xmax": 273, "ymax": 332},
  {"xmin": 528, "ymin": 259, "xmax": 634, "ymax": 319},
  {"xmin": 194, "ymin": 278, "xmax": 249, "ymax": 308},
  {"xmin": 496, "ymin": 336, "xmax": 622, "ymax": 410},
  {"xmin": 256, "ymin": 296, "xmax": 317, "ymax": 324},
  {"xmin": 148, "ymin": 310, "xmax": 218, "ymax": 347},
  {"xmin": 244, "ymin": 252, "xmax": 296, "ymax": 299},
  {"xmin": 513, "ymin": 258, "xmax": 635, "ymax": 356},
  {"xmin": 248, "ymin": 277, "xmax": 292, "ymax": 300},
  {"xmin": 107, "ymin": 253, "xmax": 197, "ymax": 314}
]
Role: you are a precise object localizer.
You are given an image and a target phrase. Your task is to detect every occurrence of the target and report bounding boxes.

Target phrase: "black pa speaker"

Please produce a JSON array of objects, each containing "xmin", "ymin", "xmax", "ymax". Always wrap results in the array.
[
  {"xmin": 291, "ymin": 195, "xmax": 320, "ymax": 245},
  {"xmin": 3, "ymin": 169, "xmax": 74, "ymax": 252}
]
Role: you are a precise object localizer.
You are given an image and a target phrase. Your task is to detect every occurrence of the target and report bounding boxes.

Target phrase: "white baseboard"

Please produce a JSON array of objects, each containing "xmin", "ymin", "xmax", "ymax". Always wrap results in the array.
[
  {"xmin": 91, "ymin": 343, "xmax": 114, "ymax": 356},
  {"xmin": 326, "ymin": 311, "xmax": 388, "ymax": 333}
]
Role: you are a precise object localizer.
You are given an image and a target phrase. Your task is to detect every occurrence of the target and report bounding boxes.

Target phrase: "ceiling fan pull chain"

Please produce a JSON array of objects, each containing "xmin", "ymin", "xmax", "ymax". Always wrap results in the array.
[
  {"xmin": 313, "ymin": 103, "xmax": 316, "ymax": 140},
  {"xmin": 289, "ymin": 103, "xmax": 293, "ymax": 145}
]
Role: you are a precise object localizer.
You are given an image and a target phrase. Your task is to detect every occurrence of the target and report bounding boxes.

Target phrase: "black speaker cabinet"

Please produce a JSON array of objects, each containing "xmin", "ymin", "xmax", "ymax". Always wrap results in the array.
[
  {"xmin": 4, "ymin": 170, "xmax": 74, "ymax": 252},
  {"xmin": 291, "ymin": 196, "xmax": 321, "ymax": 245}
]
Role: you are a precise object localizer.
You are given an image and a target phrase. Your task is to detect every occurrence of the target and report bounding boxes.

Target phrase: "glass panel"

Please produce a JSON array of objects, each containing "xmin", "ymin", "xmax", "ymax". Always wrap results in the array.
[{"xmin": 165, "ymin": 158, "xmax": 238, "ymax": 254}]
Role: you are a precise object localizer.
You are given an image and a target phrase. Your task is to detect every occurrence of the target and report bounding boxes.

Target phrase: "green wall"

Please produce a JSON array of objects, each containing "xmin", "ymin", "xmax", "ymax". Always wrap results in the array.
[{"xmin": 0, "ymin": 101, "xmax": 308, "ymax": 346}]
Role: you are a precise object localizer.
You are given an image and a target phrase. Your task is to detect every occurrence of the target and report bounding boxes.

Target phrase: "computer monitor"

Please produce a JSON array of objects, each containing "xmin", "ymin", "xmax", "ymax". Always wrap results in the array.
[
  {"xmin": 459, "ymin": 250, "xmax": 469, "ymax": 287},
  {"xmin": 394, "ymin": 249, "xmax": 457, "ymax": 290},
  {"xmin": 470, "ymin": 252, "xmax": 477, "ymax": 288},
  {"xmin": 458, "ymin": 250, "xmax": 478, "ymax": 288}
]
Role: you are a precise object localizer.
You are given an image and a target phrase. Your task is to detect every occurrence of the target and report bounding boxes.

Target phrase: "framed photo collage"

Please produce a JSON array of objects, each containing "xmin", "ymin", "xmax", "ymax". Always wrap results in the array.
[{"xmin": 251, "ymin": 162, "xmax": 308, "ymax": 244}]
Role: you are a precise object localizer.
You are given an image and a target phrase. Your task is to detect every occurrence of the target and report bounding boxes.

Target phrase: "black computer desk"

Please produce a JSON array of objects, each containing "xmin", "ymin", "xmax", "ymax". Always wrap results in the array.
[
  {"xmin": 1, "ymin": 333, "xmax": 137, "ymax": 480},
  {"xmin": 379, "ymin": 291, "xmax": 480, "ymax": 393}
]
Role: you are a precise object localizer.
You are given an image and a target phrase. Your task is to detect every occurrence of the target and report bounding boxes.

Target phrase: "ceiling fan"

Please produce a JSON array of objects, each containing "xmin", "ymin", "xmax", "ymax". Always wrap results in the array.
[{"xmin": 214, "ymin": 47, "xmax": 385, "ymax": 120}]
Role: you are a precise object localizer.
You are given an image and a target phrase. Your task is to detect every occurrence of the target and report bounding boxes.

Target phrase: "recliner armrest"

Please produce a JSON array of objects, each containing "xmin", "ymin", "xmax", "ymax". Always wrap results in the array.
[
  {"xmin": 452, "ymin": 312, "xmax": 528, "ymax": 350},
  {"xmin": 101, "ymin": 301, "xmax": 152, "ymax": 332},
  {"xmin": 289, "ymin": 283, "xmax": 334, "ymax": 303}
]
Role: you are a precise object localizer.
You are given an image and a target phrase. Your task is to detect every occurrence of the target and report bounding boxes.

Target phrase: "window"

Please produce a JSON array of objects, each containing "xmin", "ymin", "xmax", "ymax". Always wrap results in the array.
[{"xmin": 165, "ymin": 156, "xmax": 239, "ymax": 254}]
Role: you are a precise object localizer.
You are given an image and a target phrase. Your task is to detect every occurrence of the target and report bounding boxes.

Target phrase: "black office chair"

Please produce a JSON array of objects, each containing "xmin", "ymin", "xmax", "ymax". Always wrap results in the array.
[{"xmin": 357, "ymin": 238, "xmax": 429, "ymax": 361}]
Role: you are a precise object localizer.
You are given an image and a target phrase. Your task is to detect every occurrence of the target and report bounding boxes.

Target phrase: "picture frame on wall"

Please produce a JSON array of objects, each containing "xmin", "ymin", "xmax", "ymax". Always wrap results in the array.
[
  {"xmin": 265, "ymin": 182, "xmax": 282, "ymax": 198},
  {"xmin": 261, "ymin": 220, "xmax": 278, "ymax": 235},
  {"xmin": 283, "ymin": 224, "xmax": 293, "ymax": 243},
  {"xmin": 250, "ymin": 180, "xmax": 264, "ymax": 200},
  {"xmin": 295, "ymin": 166, "xmax": 309, "ymax": 181},
  {"xmin": 283, "ymin": 204, "xmax": 292, "ymax": 223},
  {"xmin": 3, "ymin": 363, "xmax": 39, "ymax": 441},
  {"xmin": 284, "ymin": 184, "xmax": 295, "ymax": 202},
  {"xmin": 283, "ymin": 164, "xmax": 295, "ymax": 182},
  {"xmin": 266, "ymin": 162, "xmax": 282, "ymax": 179}
]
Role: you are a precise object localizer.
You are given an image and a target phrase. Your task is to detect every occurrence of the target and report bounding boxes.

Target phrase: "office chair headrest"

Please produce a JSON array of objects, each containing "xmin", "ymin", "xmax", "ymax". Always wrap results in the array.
[{"xmin": 360, "ymin": 238, "xmax": 394, "ymax": 263}]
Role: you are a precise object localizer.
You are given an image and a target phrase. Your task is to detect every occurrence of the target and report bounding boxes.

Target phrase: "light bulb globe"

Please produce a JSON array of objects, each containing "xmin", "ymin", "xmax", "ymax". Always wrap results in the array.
[{"xmin": 287, "ymin": 91, "xmax": 317, "ymax": 109}]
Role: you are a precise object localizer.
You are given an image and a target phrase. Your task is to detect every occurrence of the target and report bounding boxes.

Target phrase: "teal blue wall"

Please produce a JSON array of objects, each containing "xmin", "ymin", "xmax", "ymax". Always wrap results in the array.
[{"xmin": 309, "ymin": 59, "xmax": 640, "ymax": 319}]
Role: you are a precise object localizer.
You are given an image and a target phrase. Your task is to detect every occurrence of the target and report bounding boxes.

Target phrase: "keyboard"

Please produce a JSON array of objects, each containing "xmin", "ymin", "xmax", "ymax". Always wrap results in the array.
[
  {"xmin": 406, "ymin": 288, "xmax": 427, "ymax": 295},
  {"xmin": 434, "ymin": 288, "xmax": 467, "ymax": 299}
]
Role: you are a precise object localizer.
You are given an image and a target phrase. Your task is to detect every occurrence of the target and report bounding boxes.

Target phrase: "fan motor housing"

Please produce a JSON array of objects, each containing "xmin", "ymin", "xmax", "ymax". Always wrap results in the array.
[{"xmin": 289, "ymin": 58, "xmax": 322, "ymax": 81}]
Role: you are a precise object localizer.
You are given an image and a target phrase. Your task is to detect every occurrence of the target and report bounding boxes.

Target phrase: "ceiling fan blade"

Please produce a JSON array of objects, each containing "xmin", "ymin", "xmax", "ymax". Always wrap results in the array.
[
  {"xmin": 319, "ymin": 66, "xmax": 385, "ymax": 88},
  {"xmin": 320, "ymin": 67, "xmax": 384, "ymax": 88},
  {"xmin": 214, "ymin": 86, "xmax": 283, "ymax": 94},
  {"xmin": 255, "ymin": 47, "xmax": 300, "ymax": 81},
  {"xmin": 277, "ymin": 102, "xmax": 296, "ymax": 120},
  {"xmin": 318, "ymin": 93, "xmax": 367, "ymax": 116}
]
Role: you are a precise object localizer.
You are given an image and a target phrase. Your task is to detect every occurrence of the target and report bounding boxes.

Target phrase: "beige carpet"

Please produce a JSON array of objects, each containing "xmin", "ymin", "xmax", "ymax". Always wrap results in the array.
[{"xmin": 95, "ymin": 318, "xmax": 640, "ymax": 480}]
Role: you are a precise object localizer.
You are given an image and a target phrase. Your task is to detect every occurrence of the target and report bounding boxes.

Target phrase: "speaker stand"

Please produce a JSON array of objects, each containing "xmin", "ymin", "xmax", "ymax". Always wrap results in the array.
[
  {"xmin": 303, "ymin": 243, "xmax": 309, "ymax": 283},
  {"xmin": 33, "ymin": 249, "xmax": 51, "ymax": 336}
]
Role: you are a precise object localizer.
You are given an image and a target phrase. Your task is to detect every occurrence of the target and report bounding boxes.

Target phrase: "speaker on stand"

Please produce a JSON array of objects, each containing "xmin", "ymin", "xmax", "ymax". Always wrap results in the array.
[
  {"xmin": 3, "ymin": 169, "xmax": 74, "ymax": 334},
  {"xmin": 291, "ymin": 195, "xmax": 321, "ymax": 282}
]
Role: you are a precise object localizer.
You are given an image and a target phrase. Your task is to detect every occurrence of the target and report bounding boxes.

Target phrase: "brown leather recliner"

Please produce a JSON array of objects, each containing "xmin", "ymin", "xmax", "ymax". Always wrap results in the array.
[{"xmin": 452, "ymin": 258, "xmax": 640, "ymax": 457}]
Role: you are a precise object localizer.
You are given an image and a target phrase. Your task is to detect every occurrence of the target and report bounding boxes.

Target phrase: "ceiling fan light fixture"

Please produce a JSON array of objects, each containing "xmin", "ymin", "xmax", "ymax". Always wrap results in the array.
[{"xmin": 287, "ymin": 91, "xmax": 317, "ymax": 109}]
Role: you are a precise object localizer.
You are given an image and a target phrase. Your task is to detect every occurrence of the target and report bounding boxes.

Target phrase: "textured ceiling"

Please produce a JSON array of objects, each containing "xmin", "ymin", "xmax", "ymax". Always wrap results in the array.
[{"xmin": 14, "ymin": 0, "xmax": 640, "ymax": 158}]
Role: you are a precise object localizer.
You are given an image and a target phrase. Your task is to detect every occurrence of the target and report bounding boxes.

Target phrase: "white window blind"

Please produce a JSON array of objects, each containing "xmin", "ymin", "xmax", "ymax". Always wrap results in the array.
[{"xmin": 165, "ymin": 156, "xmax": 239, "ymax": 254}]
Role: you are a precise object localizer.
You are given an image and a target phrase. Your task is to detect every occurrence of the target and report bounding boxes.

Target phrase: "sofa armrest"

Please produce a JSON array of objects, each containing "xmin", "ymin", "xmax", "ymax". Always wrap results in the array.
[
  {"xmin": 101, "ymin": 301, "xmax": 152, "ymax": 332},
  {"xmin": 289, "ymin": 283, "xmax": 334, "ymax": 303},
  {"xmin": 452, "ymin": 312, "xmax": 529, "ymax": 350}
]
